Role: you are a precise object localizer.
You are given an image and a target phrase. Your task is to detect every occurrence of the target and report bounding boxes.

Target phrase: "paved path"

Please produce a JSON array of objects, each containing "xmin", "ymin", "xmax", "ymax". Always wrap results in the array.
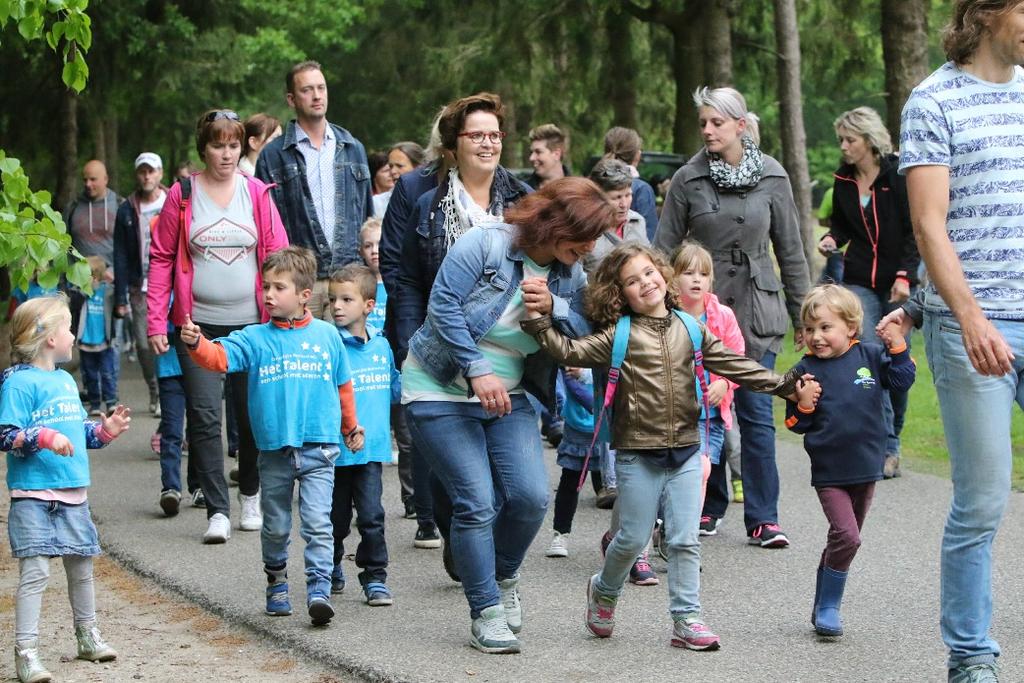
[{"xmin": 86, "ymin": 366, "xmax": 1024, "ymax": 682}]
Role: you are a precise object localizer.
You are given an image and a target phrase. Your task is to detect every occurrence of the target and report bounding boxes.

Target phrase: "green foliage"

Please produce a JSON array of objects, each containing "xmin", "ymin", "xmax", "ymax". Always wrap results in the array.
[{"xmin": 0, "ymin": 1, "xmax": 93, "ymax": 300}]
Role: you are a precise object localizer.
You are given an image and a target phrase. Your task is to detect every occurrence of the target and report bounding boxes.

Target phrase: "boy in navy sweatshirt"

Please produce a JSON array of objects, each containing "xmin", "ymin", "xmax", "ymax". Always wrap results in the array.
[
  {"xmin": 785, "ymin": 284, "xmax": 915, "ymax": 639},
  {"xmin": 328, "ymin": 264, "xmax": 400, "ymax": 606}
]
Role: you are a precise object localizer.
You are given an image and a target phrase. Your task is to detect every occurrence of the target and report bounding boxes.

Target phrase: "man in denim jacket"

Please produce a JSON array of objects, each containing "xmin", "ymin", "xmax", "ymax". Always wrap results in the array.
[{"xmin": 256, "ymin": 60, "xmax": 373, "ymax": 319}]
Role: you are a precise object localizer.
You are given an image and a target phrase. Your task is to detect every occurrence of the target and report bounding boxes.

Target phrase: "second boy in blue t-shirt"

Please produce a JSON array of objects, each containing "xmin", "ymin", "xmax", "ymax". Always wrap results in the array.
[
  {"xmin": 182, "ymin": 247, "xmax": 364, "ymax": 627},
  {"xmin": 328, "ymin": 264, "xmax": 400, "ymax": 606}
]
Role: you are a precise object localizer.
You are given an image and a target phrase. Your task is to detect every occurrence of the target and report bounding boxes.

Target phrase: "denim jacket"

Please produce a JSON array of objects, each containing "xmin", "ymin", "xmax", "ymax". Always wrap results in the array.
[
  {"xmin": 407, "ymin": 223, "xmax": 590, "ymax": 410},
  {"xmin": 255, "ymin": 120, "xmax": 373, "ymax": 278}
]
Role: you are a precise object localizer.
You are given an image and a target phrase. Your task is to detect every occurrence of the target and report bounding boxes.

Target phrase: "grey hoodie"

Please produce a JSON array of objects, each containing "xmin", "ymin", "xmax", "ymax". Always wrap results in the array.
[{"xmin": 64, "ymin": 188, "xmax": 120, "ymax": 265}]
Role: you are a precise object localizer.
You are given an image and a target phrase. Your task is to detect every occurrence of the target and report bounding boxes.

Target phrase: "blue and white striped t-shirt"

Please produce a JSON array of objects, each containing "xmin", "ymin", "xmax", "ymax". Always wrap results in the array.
[{"xmin": 899, "ymin": 62, "xmax": 1024, "ymax": 319}]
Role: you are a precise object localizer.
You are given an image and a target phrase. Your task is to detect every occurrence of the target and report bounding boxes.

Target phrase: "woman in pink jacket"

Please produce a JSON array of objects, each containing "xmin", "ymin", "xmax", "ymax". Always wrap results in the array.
[{"xmin": 147, "ymin": 109, "xmax": 288, "ymax": 544}]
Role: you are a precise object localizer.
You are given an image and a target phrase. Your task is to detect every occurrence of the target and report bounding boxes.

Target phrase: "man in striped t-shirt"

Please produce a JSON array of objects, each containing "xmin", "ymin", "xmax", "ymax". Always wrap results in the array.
[{"xmin": 900, "ymin": 2, "xmax": 1024, "ymax": 680}]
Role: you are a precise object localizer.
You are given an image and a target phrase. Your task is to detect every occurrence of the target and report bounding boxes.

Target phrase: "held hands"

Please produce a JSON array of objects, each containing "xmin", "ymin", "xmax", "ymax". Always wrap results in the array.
[
  {"xmin": 180, "ymin": 314, "xmax": 202, "ymax": 347},
  {"xmin": 794, "ymin": 375, "xmax": 822, "ymax": 412},
  {"xmin": 877, "ymin": 321, "xmax": 906, "ymax": 352},
  {"xmin": 345, "ymin": 426, "xmax": 365, "ymax": 452},
  {"xmin": 470, "ymin": 373, "xmax": 513, "ymax": 417},
  {"xmin": 706, "ymin": 379, "xmax": 729, "ymax": 407},
  {"xmin": 50, "ymin": 433, "xmax": 74, "ymax": 456},
  {"xmin": 101, "ymin": 405, "xmax": 132, "ymax": 439},
  {"xmin": 521, "ymin": 277, "xmax": 553, "ymax": 319},
  {"xmin": 876, "ymin": 307, "xmax": 913, "ymax": 340}
]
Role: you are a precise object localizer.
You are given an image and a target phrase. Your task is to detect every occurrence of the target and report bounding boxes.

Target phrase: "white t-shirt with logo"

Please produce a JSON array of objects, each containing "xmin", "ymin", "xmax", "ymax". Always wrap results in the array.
[
  {"xmin": 189, "ymin": 175, "xmax": 260, "ymax": 325},
  {"xmin": 138, "ymin": 191, "xmax": 166, "ymax": 291}
]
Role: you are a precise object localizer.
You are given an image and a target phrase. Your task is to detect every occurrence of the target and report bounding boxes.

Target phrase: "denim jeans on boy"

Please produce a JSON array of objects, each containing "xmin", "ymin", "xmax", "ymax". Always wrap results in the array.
[
  {"xmin": 925, "ymin": 314, "xmax": 1024, "ymax": 669},
  {"xmin": 734, "ymin": 350, "xmax": 781, "ymax": 533},
  {"xmin": 331, "ymin": 462, "xmax": 388, "ymax": 586},
  {"xmin": 404, "ymin": 395, "xmax": 548, "ymax": 618},
  {"xmin": 158, "ymin": 375, "xmax": 187, "ymax": 492},
  {"xmin": 598, "ymin": 449, "xmax": 704, "ymax": 616},
  {"xmin": 259, "ymin": 444, "xmax": 338, "ymax": 598},
  {"xmin": 846, "ymin": 283, "xmax": 910, "ymax": 456},
  {"xmin": 80, "ymin": 348, "xmax": 118, "ymax": 407}
]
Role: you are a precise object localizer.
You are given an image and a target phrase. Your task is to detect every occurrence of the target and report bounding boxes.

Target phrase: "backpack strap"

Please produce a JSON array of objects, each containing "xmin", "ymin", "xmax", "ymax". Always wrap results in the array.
[
  {"xmin": 578, "ymin": 315, "xmax": 631, "ymax": 492},
  {"xmin": 673, "ymin": 309, "xmax": 711, "ymax": 457}
]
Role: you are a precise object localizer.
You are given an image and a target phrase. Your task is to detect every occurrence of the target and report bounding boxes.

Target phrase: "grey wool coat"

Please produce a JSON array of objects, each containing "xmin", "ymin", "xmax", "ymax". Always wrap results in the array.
[{"xmin": 654, "ymin": 149, "xmax": 810, "ymax": 361}]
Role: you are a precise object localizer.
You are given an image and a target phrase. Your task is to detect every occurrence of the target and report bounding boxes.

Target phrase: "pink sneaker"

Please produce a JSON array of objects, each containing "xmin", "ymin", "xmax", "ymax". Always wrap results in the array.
[
  {"xmin": 671, "ymin": 615, "xmax": 721, "ymax": 650},
  {"xmin": 629, "ymin": 552, "xmax": 659, "ymax": 586},
  {"xmin": 585, "ymin": 575, "xmax": 617, "ymax": 638}
]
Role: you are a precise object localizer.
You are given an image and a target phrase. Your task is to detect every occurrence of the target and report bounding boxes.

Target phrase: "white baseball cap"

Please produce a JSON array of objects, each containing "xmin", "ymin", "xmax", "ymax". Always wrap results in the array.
[{"xmin": 134, "ymin": 152, "xmax": 163, "ymax": 170}]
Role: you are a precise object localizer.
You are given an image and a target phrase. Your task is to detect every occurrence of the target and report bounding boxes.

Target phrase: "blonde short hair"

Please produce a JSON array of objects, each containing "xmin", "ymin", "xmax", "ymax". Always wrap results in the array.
[
  {"xmin": 834, "ymin": 106, "xmax": 893, "ymax": 158},
  {"xmin": 671, "ymin": 241, "xmax": 715, "ymax": 288},
  {"xmin": 10, "ymin": 295, "xmax": 71, "ymax": 365},
  {"xmin": 86, "ymin": 255, "xmax": 106, "ymax": 281},
  {"xmin": 800, "ymin": 285, "xmax": 863, "ymax": 335},
  {"xmin": 359, "ymin": 217, "xmax": 382, "ymax": 242}
]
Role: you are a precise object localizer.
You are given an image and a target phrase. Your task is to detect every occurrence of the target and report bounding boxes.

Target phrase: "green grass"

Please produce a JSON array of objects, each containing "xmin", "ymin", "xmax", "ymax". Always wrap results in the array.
[{"xmin": 770, "ymin": 330, "xmax": 1024, "ymax": 490}]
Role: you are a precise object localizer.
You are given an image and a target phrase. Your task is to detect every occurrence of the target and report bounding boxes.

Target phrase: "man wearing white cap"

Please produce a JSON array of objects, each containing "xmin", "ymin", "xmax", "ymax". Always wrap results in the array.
[{"xmin": 113, "ymin": 152, "xmax": 168, "ymax": 414}]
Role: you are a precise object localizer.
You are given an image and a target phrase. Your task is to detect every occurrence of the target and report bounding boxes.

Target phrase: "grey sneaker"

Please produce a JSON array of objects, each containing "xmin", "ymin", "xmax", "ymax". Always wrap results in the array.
[
  {"xmin": 75, "ymin": 623, "xmax": 117, "ymax": 662},
  {"xmin": 498, "ymin": 574, "xmax": 522, "ymax": 634},
  {"xmin": 948, "ymin": 662, "xmax": 999, "ymax": 682},
  {"xmin": 470, "ymin": 604, "xmax": 520, "ymax": 654},
  {"xmin": 545, "ymin": 531, "xmax": 569, "ymax": 558},
  {"xmin": 160, "ymin": 489, "xmax": 181, "ymax": 517},
  {"xmin": 670, "ymin": 614, "xmax": 721, "ymax": 650},
  {"xmin": 14, "ymin": 640, "xmax": 52, "ymax": 683},
  {"xmin": 585, "ymin": 574, "xmax": 617, "ymax": 638}
]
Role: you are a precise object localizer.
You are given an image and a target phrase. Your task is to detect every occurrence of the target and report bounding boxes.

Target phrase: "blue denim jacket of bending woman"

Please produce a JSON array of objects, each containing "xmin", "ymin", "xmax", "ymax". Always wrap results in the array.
[{"xmin": 406, "ymin": 223, "xmax": 590, "ymax": 411}]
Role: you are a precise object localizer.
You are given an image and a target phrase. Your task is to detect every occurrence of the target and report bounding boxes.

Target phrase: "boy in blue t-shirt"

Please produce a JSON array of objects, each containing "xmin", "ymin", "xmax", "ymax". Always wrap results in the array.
[
  {"xmin": 78, "ymin": 256, "xmax": 118, "ymax": 416},
  {"xmin": 327, "ymin": 264, "xmax": 400, "ymax": 606},
  {"xmin": 359, "ymin": 218, "xmax": 388, "ymax": 331},
  {"xmin": 182, "ymin": 247, "xmax": 365, "ymax": 627}
]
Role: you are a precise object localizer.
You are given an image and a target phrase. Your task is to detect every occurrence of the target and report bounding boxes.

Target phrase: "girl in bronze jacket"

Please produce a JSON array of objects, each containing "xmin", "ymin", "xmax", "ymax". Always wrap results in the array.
[{"xmin": 521, "ymin": 243, "xmax": 806, "ymax": 651}]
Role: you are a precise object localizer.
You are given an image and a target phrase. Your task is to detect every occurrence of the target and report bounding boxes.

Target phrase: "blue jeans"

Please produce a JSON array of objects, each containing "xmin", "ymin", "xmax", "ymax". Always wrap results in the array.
[
  {"xmin": 79, "ymin": 348, "xmax": 117, "ymax": 407},
  {"xmin": 157, "ymin": 375, "xmax": 198, "ymax": 493},
  {"xmin": 259, "ymin": 445, "xmax": 338, "ymax": 599},
  {"xmin": 846, "ymin": 283, "xmax": 910, "ymax": 455},
  {"xmin": 734, "ymin": 350, "xmax": 780, "ymax": 533},
  {"xmin": 598, "ymin": 450, "xmax": 704, "ymax": 616},
  {"xmin": 404, "ymin": 395, "xmax": 549, "ymax": 618},
  {"xmin": 331, "ymin": 462, "xmax": 388, "ymax": 585},
  {"xmin": 926, "ymin": 314, "xmax": 1024, "ymax": 669}
]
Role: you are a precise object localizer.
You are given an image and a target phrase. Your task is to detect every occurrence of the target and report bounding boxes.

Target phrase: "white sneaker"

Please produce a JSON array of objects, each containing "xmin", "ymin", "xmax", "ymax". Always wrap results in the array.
[
  {"xmin": 202, "ymin": 513, "xmax": 231, "ymax": 544},
  {"xmin": 545, "ymin": 531, "xmax": 569, "ymax": 558},
  {"xmin": 238, "ymin": 492, "xmax": 262, "ymax": 531}
]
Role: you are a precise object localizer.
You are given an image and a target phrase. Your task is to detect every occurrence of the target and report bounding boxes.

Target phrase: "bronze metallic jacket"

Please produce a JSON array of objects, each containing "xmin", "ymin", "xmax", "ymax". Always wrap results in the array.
[{"xmin": 522, "ymin": 312, "xmax": 800, "ymax": 451}]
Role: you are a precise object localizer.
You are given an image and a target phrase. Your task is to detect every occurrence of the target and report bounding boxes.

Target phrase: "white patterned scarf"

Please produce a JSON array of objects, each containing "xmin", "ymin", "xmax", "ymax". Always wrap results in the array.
[{"xmin": 439, "ymin": 167, "xmax": 505, "ymax": 250}]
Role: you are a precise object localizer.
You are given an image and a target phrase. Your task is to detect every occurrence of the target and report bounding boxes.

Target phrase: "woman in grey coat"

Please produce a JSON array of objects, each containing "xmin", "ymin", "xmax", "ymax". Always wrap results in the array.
[{"xmin": 654, "ymin": 86, "xmax": 809, "ymax": 549}]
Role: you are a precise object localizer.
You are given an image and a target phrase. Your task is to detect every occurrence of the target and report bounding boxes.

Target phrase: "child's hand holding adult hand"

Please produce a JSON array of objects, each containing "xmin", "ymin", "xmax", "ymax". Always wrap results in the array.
[
  {"xmin": 521, "ymin": 277, "xmax": 553, "ymax": 318},
  {"xmin": 878, "ymin": 321, "xmax": 906, "ymax": 352},
  {"xmin": 101, "ymin": 405, "xmax": 132, "ymax": 439},
  {"xmin": 180, "ymin": 314, "xmax": 201, "ymax": 347}
]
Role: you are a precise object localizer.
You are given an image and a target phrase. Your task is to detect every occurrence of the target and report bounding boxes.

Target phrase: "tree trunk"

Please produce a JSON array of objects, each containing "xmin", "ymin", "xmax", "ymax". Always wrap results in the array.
[
  {"xmin": 773, "ymin": 0, "xmax": 816, "ymax": 270},
  {"xmin": 671, "ymin": 18, "xmax": 706, "ymax": 155},
  {"xmin": 56, "ymin": 87, "xmax": 79, "ymax": 213},
  {"xmin": 702, "ymin": 0, "xmax": 734, "ymax": 87},
  {"xmin": 881, "ymin": 0, "xmax": 929, "ymax": 137},
  {"xmin": 605, "ymin": 5, "xmax": 638, "ymax": 129}
]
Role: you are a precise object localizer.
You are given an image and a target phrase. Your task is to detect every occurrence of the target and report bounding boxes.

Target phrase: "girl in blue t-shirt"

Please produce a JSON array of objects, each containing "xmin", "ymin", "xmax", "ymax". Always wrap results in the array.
[{"xmin": 0, "ymin": 295, "xmax": 131, "ymax": 682}]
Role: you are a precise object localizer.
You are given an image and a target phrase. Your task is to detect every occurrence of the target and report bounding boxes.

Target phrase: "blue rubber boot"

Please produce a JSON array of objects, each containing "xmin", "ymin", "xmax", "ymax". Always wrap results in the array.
[
  {"xmin": 814, "ymin": 567, "xmax": 847, "ymax": 637},
  {"xmin": 811, "ymin": 566, "xmax": 823, "ymax": 627}
]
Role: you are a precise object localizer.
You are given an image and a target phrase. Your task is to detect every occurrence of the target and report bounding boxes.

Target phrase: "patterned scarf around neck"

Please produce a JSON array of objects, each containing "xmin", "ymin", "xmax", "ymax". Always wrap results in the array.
[
  {"xmin": 708, "ymin": 136, "xmax": 764, "ymax": 190},
  {"xmin": 438, "ymin": 166, "xmax": 509, "ymax": 250}
]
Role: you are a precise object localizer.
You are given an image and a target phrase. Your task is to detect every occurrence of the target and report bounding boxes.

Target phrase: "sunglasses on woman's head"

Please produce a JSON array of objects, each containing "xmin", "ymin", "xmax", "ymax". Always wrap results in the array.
[{"xmin": 205, "ymin": 110, "xmax": 240, "ymax": 122}]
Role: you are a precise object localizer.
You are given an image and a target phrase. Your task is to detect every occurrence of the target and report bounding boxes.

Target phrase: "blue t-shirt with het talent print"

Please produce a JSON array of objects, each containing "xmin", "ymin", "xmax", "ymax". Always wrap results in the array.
[
  {"xmin": 366, "ymin": 281, "xmax": 387, "ymax": 332},
  {"xmin": 336, "ymin": 324, "xmax": 399, "ymax": 466},
  {"xmin": 216, "ymin": 318, "xmax": 351, "ymax": 451}
]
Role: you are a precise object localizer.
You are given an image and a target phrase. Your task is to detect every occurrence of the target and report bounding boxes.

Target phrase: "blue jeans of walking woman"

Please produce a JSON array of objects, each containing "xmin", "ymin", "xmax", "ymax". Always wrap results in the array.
[
  {"xmin": 598, "ymin": 449, "xmax": 704, "ymax": 616},
  {"xmin": 734, "ymin": 350, "xmax": 780, "ymax": 533},
  {"xmin": 925, "ymin": 314, "xmax": 1024, "ymax": 670},
  {"xmin": 404, "ymin": 395, "xmax": 549, "ymax": 618}
]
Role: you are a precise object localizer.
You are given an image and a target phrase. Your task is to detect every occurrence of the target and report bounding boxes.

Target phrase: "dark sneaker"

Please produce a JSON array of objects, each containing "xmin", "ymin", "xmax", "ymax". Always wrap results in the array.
[
  {"xmin": 470, "ymin": 605, "xmax": 520, "ymax": 654},
  {"xmin": 403, "ymin": 500, "xmax": 417, "ymax": 519},
  {"xmin": 883, "ymin": 454, "xmax": 902, "ymax": 479},
  {"xmin": 544, "ymin": 423, "xmax": 563, "ymax": 448},
  {"xmin": 585, "ymin": 574, "xmax": 617, "ymax": 638},
  {"xmin": 265, "ymin": 583, "xmax": 291, "ymax": 616},
  {"xmin": 363, "ymin": 582, "xmax": 394, "ymax": 607},
  {"xmin": 748, "ymin": 523, "xmax": 790, "ymax": 548},
  {"xmin": 671, "ymin": 614, "xmax": 721, "ymax": 650},
  {"xmin": 414, "ymin": 523, "xmax": 442, "ymax": 549},
  {"xmin": 331, "ymin": 566, "xmax": 346, "ymax": 595},
  {"xmin": 191, "ymin": 489, "xmax": 206, "ymax": 509},
  {"xmin": 948, "ymin": 662, "xmax": 999, "ymax": 682},
  {"xmin": 307, "ymin": 593, "xmax": 334, "ymax": 626},
  {"xmin": 699, "ymin": 515, "xmax": 720, "ymax": 537},
  {"xmin": 595, "ymin": 486, "xmax": 618, "ymax": 510},
  {"xmin": 160, "ymin": 489, "xmax": 181, "ymax": 517},
  {"xmin": 442, "ymin": 540, "xmax": 461, "ymax": 582},
  {"xmin": 629, "ymin": 552, "xmax": 659, "ymax": 585}
]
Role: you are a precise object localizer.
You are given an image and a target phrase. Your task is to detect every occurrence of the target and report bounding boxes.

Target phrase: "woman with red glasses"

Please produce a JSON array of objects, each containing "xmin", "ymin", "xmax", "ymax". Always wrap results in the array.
[{"xmin": 147, "ymin": 109, "xmax": 289, "ymax": 545}]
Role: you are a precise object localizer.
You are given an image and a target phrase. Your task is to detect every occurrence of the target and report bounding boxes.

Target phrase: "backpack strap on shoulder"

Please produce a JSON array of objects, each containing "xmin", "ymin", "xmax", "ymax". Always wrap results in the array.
[
  {"xmin": 673, "ymin": 309, "xmax": 711, "ymax": 457},
  {"xmin": 578, "ymin": 315, "xmax": 631, "ymax": 491}
]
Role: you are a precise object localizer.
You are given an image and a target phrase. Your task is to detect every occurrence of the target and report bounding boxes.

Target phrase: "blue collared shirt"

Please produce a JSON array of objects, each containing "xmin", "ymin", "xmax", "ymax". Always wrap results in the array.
[{"xmin": 294, "ymin": 123, "xmax": 337, "ymax": 244}]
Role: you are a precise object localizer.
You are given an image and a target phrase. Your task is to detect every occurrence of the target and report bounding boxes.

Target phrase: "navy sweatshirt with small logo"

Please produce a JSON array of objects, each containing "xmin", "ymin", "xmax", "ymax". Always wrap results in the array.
[{"xmin": 785, "ymin": 341, "xmax": 916, "ymax": 488}]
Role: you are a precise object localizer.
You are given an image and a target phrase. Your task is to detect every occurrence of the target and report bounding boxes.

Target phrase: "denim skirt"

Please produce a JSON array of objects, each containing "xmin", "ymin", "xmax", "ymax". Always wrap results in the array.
[{"xmin": 8, "ymin": 497, "xmax": 100, "ymax": 558}]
